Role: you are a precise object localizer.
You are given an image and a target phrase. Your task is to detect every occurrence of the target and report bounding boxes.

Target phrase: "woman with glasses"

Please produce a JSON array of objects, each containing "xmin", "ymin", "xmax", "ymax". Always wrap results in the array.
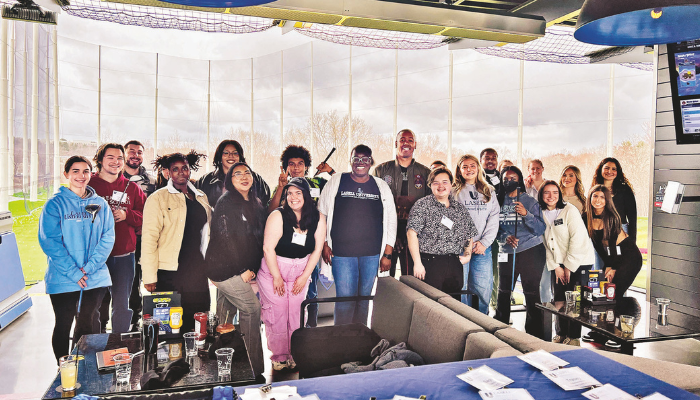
[
  {"xmin": 205, "ymin": 162, "xmax": 266, "ymax": 378},
  {"xmin": 197, "ymin": 139, "xmax": 271, "ymax": 208},
  {"xmin": 142, "ymin": 151, "xmax": 211, "ymax": 334},
  {"xmin": 538, "ymin": 181, "xmax": 594, "ymax": 346},
  {"xmin": 494, "ymin": 166, "xmax": 547, "ymax": 339},
  {"xmin": 318, "ymin": 145, "xmax": 397, "ymax": 325},
  {"xmin": 559, "ymin": 165, "xmax": 586, "ymax": 214},
  {"xmin": 407, "ymin": 167, "xmax": 478, "ymax": 299},
  {"xmin": 452, "ymin": 155, "xmax": 500, "ymax": 313}
]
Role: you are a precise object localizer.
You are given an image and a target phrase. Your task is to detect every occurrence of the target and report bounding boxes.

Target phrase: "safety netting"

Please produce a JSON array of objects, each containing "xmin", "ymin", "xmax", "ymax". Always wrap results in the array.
[
  {"xmin": 475, "ymin": 26, "xmax": 653, "ymax": 71},
  {"xmin": 294, "ymin": 24, "xmax": 450, "ymax": 50},
  {"xmin": 59, "ymin": 0, "xmax": 274, "ymax": 34}
]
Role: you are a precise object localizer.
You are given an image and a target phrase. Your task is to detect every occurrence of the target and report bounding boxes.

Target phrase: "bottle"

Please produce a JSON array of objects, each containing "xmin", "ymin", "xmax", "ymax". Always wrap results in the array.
[{"xmin": 194, "ymin": 312, "xmax": 207, "ymax": 347}]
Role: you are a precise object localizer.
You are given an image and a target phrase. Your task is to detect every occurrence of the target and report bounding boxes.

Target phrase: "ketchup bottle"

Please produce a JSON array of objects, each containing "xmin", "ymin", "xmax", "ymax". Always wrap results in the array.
[{"xmin": 194, "ymin": 312, "xmax": 207, "ymax": 344}]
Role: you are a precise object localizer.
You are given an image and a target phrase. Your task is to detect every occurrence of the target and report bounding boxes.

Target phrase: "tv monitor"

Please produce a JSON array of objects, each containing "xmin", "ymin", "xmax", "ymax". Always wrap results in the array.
[{"xmin": 667, "ymin": 39, "xmax": 700, "ymax": 144}]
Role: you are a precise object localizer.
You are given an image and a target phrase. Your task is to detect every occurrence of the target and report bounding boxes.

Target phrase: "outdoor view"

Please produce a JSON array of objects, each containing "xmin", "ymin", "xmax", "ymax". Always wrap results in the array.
[{"xmin": 7, "ymin": 18, "xmax": 653, "ymax": 290}]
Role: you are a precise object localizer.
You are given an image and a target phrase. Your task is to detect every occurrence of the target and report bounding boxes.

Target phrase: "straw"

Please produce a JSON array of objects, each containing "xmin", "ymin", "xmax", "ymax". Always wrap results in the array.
[{"xmin": 224, "ymin": 311, "xmax": 230, "ymax": 325}]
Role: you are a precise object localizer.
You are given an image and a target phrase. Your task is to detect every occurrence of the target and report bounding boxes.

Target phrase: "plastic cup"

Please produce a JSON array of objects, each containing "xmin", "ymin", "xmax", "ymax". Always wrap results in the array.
[
  {"xmin": 183, "ymin": 332, "xmax": 198, "ymax": 357},
  {"xmin": 657, "ymin": 298, "xmax": 671, "ymax": 316},
  {"xmin": 565, "ymin": 291, "xmax": 575, "ymax": 304},
  {"xmin": 113, "ymin": 353, "xmax": 134, "ymax": 384},
  {"xmin": 59, "ymin": 355, "xmax": 79, "ymax": 391},
  {"xmin": 215, "ymin": 347, "xmax": 234, "ymax": 378},
  {"xmin": 620, "ymin": 315, "xmax": 634, "ymax": 333}
]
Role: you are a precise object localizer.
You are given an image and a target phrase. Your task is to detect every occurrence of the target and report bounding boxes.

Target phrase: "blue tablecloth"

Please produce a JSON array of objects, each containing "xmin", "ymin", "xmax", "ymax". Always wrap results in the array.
[{"xmin": 239, "ymin": 349, "xmax": 699, "ymax": 399}]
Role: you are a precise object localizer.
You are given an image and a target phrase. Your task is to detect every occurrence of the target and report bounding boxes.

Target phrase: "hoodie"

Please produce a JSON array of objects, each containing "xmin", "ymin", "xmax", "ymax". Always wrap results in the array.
[
  {"xmin": 39, "ymin": 186, "xmax": 115, "ymax": 295},
  {"xmin": 90, "ymin": 173, "xmax": 146, "ymax": 257}
]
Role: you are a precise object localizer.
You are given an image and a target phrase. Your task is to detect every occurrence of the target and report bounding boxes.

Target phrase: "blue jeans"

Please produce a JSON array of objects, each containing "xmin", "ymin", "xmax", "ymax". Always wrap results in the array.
[
  {"xmin": 331, "ymin": 254, "xmax": 380, "ymax": 326},
  {"xmin": 462, "ymin": 246, "xmax": 493, "ymax": 314},
  {"xmin": 305, "ymin": 263, "xmax": 320, "ymax": 327},
  {"xmin": 102, "ymin": 253, "xmax": 135, "ymax": 334}
]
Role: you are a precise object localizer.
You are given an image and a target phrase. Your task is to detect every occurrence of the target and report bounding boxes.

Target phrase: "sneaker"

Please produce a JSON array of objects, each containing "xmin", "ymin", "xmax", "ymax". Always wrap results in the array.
[
  {"xmin": 552, "ymin": 335, "xmax": 565, "ymax": 343},
  {"xmin": 287, "ymin": 358, "xmax": 296, "ymax": 369},
  {"xmin": 566, "ymin": 338, "xmax": 581, "ymax": 346},
  {"xmin": 272, "ymin": 360, "xmax": 288, "ymax": 371}
]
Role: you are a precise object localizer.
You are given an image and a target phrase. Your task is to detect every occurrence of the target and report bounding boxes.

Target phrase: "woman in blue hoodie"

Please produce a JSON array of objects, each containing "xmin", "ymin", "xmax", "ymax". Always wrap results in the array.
[
  {"xmin": 494, "ymin": 165, "xmax": 547, "ymax": 339},
  {"xmin": 39, "ymin": 156, "xmax": 115, "ymax": 361}
]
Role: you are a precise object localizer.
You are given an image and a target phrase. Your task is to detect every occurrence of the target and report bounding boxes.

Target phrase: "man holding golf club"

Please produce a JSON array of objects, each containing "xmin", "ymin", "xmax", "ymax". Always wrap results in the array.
[
  {"xmin": 39, "ymin": 156, "xmax": 115, "ymax": 362},
  {"xmin": 90, "ymin": 143, "xmax": 147, "ymax": 335}
]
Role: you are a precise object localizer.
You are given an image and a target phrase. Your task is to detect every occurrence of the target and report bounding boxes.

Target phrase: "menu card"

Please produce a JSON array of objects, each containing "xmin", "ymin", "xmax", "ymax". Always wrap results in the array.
[
  {"xmin": 478, "ymin": 389, "xmax": 535, "ymax": 400},
  {"xmin": 542, "ymin": 367, "xmax": 601, "ymax": 391},
  {"xmin": 518, "ymin": 350, "xmax": 569, "ymax": 371},
  {"xmin": 642, "ymin": 394, "xmax": 672, "ymax": 400},
  {"xmin": 582, "ymin": 384, "xmax": 636, "ymax": 400},
  {"xmin": 457, "ymin": 365, "xmax": 514, "ymax": 391}
]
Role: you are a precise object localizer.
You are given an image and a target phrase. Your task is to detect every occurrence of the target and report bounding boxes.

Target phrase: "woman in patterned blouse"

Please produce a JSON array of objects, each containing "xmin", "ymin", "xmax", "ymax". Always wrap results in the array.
[{"xmin": 407, "ymin": 166, "xmax": 478, "ymax": 299}]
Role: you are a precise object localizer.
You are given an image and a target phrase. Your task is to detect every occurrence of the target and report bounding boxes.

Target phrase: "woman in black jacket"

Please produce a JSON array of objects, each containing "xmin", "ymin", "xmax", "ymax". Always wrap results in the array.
[
  {"xmin": 205, "ymin": 162, "xmax": 266, "ymax": 378},
  {"xmin": 590, "ymin": 157, "xmax": 637, "ymax": 241}
]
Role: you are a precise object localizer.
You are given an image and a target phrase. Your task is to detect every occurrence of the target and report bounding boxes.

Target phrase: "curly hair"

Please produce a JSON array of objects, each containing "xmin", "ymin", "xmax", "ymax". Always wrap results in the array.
[
  {"xmin": 153, "ymin": 150, "xmax": 206, "ymax": 172},
  {"xmin": 591, "ymin": 157, "xmax": 634, "ymax": 194},
  {"xmin": 281, "ymin": 145, "xmax": 312, "ymax": 176},
  {"xmin": 212, "ymin": 140, "xmax": 245, "ymax": 170}
]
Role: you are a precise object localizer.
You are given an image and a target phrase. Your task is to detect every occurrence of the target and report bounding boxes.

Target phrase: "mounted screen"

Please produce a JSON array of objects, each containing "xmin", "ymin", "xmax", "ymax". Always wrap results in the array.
[{"xmin": 668, "ymin": 40, "xmax": 700, "ymax": 144}]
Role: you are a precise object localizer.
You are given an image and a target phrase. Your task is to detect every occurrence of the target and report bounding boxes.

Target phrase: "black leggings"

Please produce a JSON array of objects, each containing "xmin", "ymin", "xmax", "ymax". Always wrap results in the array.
[
  {"xmin": 495, "ymin": 243, "xmax": 546, "ymax": 339},
  {"xmin": 49, "ymin": 287, "xmax": 107, "ymax": 362},
  {"xmin": 421, "ymin": 253, "xmax": 463, "ymax": 301}
]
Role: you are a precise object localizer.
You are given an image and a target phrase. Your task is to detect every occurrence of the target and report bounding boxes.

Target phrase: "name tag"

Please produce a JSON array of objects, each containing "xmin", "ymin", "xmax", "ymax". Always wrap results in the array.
[
  {"xmin": 498, "ymin": 252, "xmax": 509, "ymax": 263},
  {"xmin": 441, "ymin": 215, "xmax": 454, "ymax": 230},
  {"xmin": 241, "ymin": 214, "xmax": 247, "ymax": 222},
  {"xmin": 553, "ymin": 218, "xmax": 563, "ymax": 226},
  {"xmin": 111, "ymin": 190, "xmax": 127, "ymax": 203},
  {"xmin": 491, "ymin": 176, "xmax": 500, "ymax": 186},
  {"xmin": 309, "ymin": 188, "xmax": 321, "ymax": 198},
  {"xmin": 292, "ymin": 232, "xmax": 307, "ymax": 246}
]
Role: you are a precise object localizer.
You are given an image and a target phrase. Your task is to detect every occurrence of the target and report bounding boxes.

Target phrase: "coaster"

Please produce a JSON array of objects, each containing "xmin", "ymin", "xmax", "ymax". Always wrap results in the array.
[{"xmin": 56, "ymin": 383, "xmax": 81, "ymax": 393}]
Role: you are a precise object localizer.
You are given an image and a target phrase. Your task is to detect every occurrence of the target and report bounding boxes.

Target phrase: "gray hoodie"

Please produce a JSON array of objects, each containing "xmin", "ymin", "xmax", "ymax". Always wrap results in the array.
[{"xmin": 454, "ymin": 184, "xmax": 500, "ymax": 248}]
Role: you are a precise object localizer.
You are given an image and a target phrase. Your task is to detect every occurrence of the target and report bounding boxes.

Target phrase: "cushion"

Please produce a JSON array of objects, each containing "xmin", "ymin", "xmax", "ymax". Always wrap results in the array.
[
  {"xmin": 494, "ymin": 327, "xmax": 545, "ymax": 352},
  {"xmin": 400, "ymin": 275, "xmax": 452, "ymax": 301},
  {"xmin": 407, "ymin": 298, "xmax": 485, "ymax": 364},
  {"xmin": 290, "ymin": 323, "xmax": 381, "ymax": 378},
  {"xmin": 491, "ymin": 347, "xmax": 524, "ymax": 358},
  {"xmin": 594, "ymin": 350, "xmax": 700, "ymax": 394},
  {"xmin": 463, "ymin": 331, "xmax": 519, "ymax": 360},
  {"xmin": 371, "ymin": 277, "xmax": 425, "ymax": 345},
  {"xmin": 438, "ymin": 297, "xmax": 510, "ymax": 333}
]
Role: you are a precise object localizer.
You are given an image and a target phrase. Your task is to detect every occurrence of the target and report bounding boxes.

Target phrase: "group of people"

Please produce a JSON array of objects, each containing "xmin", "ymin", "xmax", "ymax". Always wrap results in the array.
[{"xmin": 39, "ymin": 129, "xmax": 642, "ymax": 379}]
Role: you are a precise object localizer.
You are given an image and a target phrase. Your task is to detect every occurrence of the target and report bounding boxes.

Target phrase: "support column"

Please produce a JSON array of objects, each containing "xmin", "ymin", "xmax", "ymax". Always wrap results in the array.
[
  {"xmin": 607, "ymin": 64, "xmax": 615, "ymax": 157},
  {"xmin": 206, "ymin": 60, "xmax": 211, "ymax": 172},
  {"xmin": 393, "ymin": 48, "xmax": 398, "ymax": 159},
  {"xmin": 8, "ymin": 22, "xmax": 15, "ymax": 198},
  {"xmin": 447, "ymin": 51, "xmax": 453, "ymax": 169},
  {"xmin": 0, "ymin": 19, "xmax": 9, "ymax": 210},
  {"xmin": 310, "ymin": 42, "xmax": 314, "ymax": 160},
  {"xmin": 52, "ymin": 29, "xmax": 59, "ymax": 193},
  {"xmin": 347, "ymin": 45, "xmax": 352, "ymax": 152},
  {"xmin": 516, "ymin": 59, "xmax": 524, "ymax": 169},
  {"xmin": 154, "ymin": 53, "xmax": 158, "ymax": 158},
  {"xmin": 97, "ymin": 45, "xmax": 101, "ymax": 145},
  {"xmin": 30, "ymin": 25, "xmax": 39, "ymax": 202},
  {"xmin": 280, "ymin": 50, "xmax": 284, "ymax": 152},
  {"xmin": 22, "ymin": 30, "xmax": 28, "ymax": 194},
  {"xmin": 250, "ymin": 58, "xmax": 254, "ymax": 168},
  {"xmin": 45, "ymin": 29, "xmax": 50, "ymax": 177}
]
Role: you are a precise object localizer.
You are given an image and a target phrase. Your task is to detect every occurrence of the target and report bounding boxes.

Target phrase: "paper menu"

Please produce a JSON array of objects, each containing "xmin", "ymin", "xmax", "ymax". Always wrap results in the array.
[
  {"xmin": 542, "ymin": 367, "xmax": 601, "ymax": 391},
  {"xmin": 457, "ymin": 365, "xmax": 514, "ymax": 391},
  {"xmin": 517, "ymin": 350, "xmax": 569, "ymax": 371},
  {"xmin": 240, "ymin": 385, "xmax": 298, "ymax": 400},
  {"xmin": 478, "ymin": 388, "xmax": 535, "ymax": 400},
  {"xmin": 582, "ymin": 384, "xmax": 636, "ymax": 400},
  {"xmin": 642, "ymin": 394, "xmax": 672, "ymax": 400}
]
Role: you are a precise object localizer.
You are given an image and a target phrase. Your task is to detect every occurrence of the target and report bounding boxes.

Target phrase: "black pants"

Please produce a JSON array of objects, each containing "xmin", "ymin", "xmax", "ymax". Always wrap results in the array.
[
  {"xmin": 129, "ymin": 236, "xmax": 143, "ymax": 325},
  {"xmin": 552, "ymin": 264, "xmax": 592, "ymax": 339},
  {"xmin": 49, "ymin": 287, "xmax": 107, "ymax": 362},
  {"xmin": 421, "ymin": 253, "xmax": 462, "ymax": 301},
  {"xmin": 495, "ymin": 243, "xmax": 546, "ymax": 339},
  {"xmin": 391, "ymin": 220, "xmax": 414, "ymax": 278}
]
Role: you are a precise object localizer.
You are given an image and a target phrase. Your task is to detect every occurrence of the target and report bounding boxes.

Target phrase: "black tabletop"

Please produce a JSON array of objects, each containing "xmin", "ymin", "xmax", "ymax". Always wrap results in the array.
[{"xmin": 42, "ymin": 333, "xmax": 255, "ymax": 399}]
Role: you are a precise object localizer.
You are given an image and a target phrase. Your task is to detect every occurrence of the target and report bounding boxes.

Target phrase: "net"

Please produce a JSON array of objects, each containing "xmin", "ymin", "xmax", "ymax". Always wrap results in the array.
[{"xmin": 294, "ymin": 24, "xmax": 450, "ymax": 50}]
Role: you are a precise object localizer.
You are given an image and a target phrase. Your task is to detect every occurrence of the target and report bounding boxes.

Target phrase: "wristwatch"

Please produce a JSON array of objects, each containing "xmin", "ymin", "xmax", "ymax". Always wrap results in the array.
[{"xmin": 382, "ymin": 253, "xmax": 392, "ymax": 260}]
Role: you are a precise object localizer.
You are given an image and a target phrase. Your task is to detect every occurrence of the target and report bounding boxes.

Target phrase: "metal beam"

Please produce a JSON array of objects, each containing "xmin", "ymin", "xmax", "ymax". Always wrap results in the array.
[{"xmin": 30, "ymin": 25, "xmax": 39, "ymax": 202}]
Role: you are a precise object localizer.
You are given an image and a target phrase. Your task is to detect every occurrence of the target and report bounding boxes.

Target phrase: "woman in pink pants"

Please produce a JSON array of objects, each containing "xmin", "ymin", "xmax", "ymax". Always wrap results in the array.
[{"xmin": 259, "ymin": 177, "xmax": 326, "ymax": 371}]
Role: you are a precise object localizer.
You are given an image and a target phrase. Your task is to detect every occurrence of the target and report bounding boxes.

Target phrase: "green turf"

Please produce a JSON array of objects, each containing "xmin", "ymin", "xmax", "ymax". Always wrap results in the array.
[{"xmin": 10, "ymin": 199, "xmax": 47, "ymax": 284}]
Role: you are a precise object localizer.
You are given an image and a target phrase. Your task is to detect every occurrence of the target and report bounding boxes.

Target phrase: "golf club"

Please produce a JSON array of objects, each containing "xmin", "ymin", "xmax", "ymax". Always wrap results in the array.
[
  {"xmin": 72, "ymin": 204, "xmax": 102, "ymax": 354},
  {"xmin": 511, "ymin": 187, "xmax": 520, "ymax": 293},
  {"xmin": 313, "ymin": 147, "xmax": 336, "ymax": 178},
  {"xmin": 117, "ymin": 175, "xmax": 144, "ymax": 205}
]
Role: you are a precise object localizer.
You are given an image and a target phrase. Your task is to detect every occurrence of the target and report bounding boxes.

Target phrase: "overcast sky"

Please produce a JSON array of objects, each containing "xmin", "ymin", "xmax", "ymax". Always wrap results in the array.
[{"xmin": 54, "ymin": 12, "xmax": 654, "ymax": 161}]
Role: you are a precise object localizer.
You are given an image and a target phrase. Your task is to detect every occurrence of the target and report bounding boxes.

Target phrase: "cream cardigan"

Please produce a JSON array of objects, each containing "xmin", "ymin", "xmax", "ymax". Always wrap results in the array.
[{"xmin": 542, "ymin": 202, "xmax": 595, "ymax": 272}]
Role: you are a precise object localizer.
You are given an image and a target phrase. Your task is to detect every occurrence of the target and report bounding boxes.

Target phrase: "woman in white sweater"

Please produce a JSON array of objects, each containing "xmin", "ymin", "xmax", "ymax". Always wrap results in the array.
[{"xmin": 538, "ymin": 181, "xmax": 594, "ymax": 346}]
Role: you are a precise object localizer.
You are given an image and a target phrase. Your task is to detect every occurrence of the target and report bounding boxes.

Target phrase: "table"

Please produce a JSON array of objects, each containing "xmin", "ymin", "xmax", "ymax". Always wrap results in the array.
[
  {"xmin": 42, "ymin": 333, "xmax": 256, "ymax": 399},
  {"xmin": 237, "ymin": 348, "xmax": 699, "ymax": 399},
  {"xmin": 537, "ymin": 297, "xmax": 700, "ymax": 355}
]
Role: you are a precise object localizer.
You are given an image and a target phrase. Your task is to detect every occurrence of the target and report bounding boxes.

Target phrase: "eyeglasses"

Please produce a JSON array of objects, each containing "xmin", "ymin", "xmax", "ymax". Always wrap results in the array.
[
  {"xmin": 232, "ymin": 171, "xmax": 252, "ymax": 178},
  {"xmin": 351, "ymin": 156, "xmax": 372, "ymax": 164},
  {"xmin": 223, "ymin": 151, "xmax": 239, "ymax": 157}
]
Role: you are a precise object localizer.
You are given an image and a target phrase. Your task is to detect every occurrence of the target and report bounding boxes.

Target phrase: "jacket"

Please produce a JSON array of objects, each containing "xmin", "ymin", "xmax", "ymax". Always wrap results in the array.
[
  {"xmin": 611, "ymin": 184, "xmax": 637, "ymax": 241},
  {"xmin": 123, "ymin": 165, "xmax": 157, "ymax": 197},
  {"xmin": 89, "ymin": 173, "xmax": 146, "ymax": 256},
  {"xmin": 205, "ymin": 191, "xmax": 266, "ymax": 282},
  {"xmin": 497, "ymin": 192, "xmax": 546, "ymax": 254},
  {"xmin": 373, "ymin": 159, "xmax": 430, "ymax": 220},
  {"xmin": 197, "ymin": 168, "xmax": 271, "ymax": 209},
  {"xmin": 318, "ymin": 173, "xmax": 397, "ymax": 257},
  {"xmin": 39, "ymin": 186, "xmax": 114, "ymax": 294},
  {"xmin": 542, "ymin": 203, "xmax": 595, "ymax": 272},
  {"xmin": 141, "ymin": 179, "xmax": 212, "ymax": 285}
]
